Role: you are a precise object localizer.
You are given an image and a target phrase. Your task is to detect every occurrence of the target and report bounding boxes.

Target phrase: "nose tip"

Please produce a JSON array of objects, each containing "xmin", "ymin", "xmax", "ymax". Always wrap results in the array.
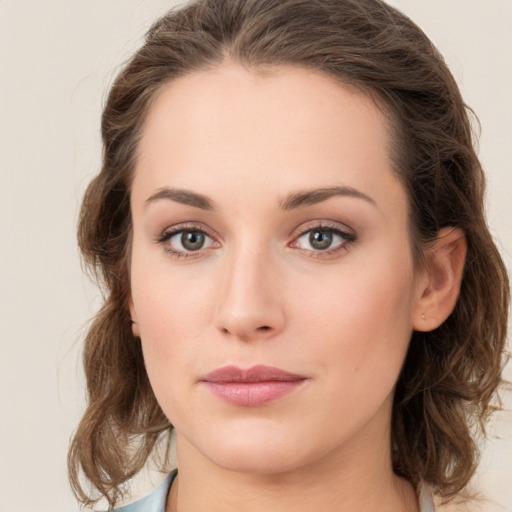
[{"xmin": 214, "ymin": 253, "xmax": 285, "ymax": 342}]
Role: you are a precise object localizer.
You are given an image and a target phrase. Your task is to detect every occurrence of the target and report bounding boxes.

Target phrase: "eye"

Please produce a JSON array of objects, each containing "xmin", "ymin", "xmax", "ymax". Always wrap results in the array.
[
  {"xmin": 305, "ymin": 230, "xmax": 335, "ymax": 250},
  {"xmin": 292, "ymin": 225, "xmax": 355, "ymax": 255},
  {"xmin": 158, "ymin": 227, "xmax": 216, "ymax": 256}
]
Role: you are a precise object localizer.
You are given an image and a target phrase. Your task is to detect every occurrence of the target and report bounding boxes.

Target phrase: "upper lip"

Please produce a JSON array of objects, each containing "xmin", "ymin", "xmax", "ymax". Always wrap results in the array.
[{"xmin": 201, "ymin": 365, "xmax": 306, "ymax": 383}]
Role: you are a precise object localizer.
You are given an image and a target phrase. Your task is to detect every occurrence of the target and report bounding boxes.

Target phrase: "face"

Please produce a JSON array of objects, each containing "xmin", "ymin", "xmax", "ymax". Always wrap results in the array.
[{"xmin": 129, "ymin": 64, "xmax": 425, "ymax": 475}]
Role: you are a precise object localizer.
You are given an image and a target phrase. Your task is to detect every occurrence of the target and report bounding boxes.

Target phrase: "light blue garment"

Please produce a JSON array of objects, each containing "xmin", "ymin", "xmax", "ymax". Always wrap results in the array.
[
  {"xmin": 113, "ymin": 470, "xmax": 177, "ymax": 512},
  {"xmin": 418, "ymin": 482, "xmax": 436, "ymax": 512},
  {"xmin": 112, "ymin": 470, "xmax": 435, "ymax": 511}
]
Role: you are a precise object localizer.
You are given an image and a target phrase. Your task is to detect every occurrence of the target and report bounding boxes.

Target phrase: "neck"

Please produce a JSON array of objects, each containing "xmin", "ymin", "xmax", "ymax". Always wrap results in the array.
[
  {"xmin": 166, "ymin": 410, "xmax": 419, "ymax": 512},
  {"xmin": 168, "ymin": 461, "xmax": 418, "ymax": 512}
]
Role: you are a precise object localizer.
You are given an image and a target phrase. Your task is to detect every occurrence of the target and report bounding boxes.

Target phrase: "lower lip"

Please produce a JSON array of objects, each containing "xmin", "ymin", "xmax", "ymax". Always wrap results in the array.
[{"xmin": 204, "ymin": 380, "xmax": 306, "ymax": 407}]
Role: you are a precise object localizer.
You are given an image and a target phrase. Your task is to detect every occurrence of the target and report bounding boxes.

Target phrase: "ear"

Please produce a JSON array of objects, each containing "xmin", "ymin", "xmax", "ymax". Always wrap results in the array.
[
  {"xmin": 412, "ymin": 227, "xmax": 467, "ymax": 332},
  {"xmin": 128, "ymin": 295, "xmax": 141, "ymax": 338}
]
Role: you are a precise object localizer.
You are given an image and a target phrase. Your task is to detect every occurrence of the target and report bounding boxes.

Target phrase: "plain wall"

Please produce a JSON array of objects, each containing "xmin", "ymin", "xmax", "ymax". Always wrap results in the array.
[{"xmin": 0, "ymin": 1, "xmax": 510, "ymax": 511}]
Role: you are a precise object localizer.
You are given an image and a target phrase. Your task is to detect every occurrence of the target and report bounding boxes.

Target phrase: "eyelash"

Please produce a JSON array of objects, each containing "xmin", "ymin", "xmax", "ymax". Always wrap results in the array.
[
  {"xmin": 156, "ymin": 222, "xmax": 356, "ymax": 259},
  {"xmin": 156, "ymin": 223, "xmax": 217, "ymax": 259},
  {"xmin": 292, "ymin": 222, "xmax": 356, "ymax": 258}
]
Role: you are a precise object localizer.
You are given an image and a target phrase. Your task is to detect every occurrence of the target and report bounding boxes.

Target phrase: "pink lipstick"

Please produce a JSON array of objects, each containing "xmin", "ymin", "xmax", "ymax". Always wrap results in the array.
[{"xmin": 201, "ymin": 365, "xmax": 307, "ymax": 407}]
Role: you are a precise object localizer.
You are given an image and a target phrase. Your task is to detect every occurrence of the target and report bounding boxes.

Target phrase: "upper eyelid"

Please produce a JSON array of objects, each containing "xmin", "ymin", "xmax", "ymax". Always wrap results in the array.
[
  {"xmin": 159, "ymin": 222, "xmax": 216, "ymax": 239},
  {"xmin": 292, "ymin": 219, "xmax": 355, "ymax": 237},
  {"xmin": 295, "ymin": 228, "xmax": 354, "ymax": 242},
  {"xmin": 293, "ymin": 226, "xmax": 355, "ymax": 245}
]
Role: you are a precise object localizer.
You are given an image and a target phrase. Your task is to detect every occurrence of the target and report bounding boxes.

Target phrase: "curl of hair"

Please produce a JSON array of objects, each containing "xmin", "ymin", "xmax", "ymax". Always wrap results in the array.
[{"xmin": 69, "ymin": 0, "xmax": 509, "ymax": 507}]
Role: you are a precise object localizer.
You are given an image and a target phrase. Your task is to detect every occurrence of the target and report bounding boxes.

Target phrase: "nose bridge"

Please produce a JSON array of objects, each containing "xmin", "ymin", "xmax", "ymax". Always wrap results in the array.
[{"xmin": 215, "ymin": 240, "xmax": 284, "ymax": 340}]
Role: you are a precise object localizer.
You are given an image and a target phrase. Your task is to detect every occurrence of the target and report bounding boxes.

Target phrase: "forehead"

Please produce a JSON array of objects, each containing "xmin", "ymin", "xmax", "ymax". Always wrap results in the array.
[
  {"xmin": 138, "ymin": 63, "xmax": 391, "ymax": 163},
  {"xmin": 133, "ymin": 63, "xmax": 405, "ymax": 221}
]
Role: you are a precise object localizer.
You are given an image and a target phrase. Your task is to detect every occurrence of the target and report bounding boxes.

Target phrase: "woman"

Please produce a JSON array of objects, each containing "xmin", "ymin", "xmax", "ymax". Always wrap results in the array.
[{"xmin": 68, "ymin": 0, "xmax": 509, "ymax": 510}]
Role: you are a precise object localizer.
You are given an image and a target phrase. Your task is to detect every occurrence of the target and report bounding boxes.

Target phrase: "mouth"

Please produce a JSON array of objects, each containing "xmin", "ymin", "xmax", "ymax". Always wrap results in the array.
[{"xmin": 200, "ymin": 365, "xmax": 308, "ymax": 407}]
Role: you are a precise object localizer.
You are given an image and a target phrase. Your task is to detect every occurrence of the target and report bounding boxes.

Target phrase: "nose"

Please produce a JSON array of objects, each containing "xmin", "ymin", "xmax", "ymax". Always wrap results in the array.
[{"xmin": 214, "ymin": 246, "xmax": 286, "ymax": 342}]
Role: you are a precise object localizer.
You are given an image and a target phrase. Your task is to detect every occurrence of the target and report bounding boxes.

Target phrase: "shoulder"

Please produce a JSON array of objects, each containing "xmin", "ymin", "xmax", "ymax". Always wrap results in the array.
[{"xmin": 111, "ymin": 470, "xmax": 177, "ymax": 512}]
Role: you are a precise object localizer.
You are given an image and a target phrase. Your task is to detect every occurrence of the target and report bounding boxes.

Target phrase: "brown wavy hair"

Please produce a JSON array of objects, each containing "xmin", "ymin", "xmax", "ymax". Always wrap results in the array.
[{"xmin": 68, "ymin": 0, "xmax": 510, "ymax": 507}]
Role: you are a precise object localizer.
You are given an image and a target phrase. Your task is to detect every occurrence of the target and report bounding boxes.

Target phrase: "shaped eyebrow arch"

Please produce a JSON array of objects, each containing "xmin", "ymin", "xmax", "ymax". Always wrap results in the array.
[
  {"xmin": 144, "ymin": 185, "xmax": 376, "ymax": 212},
  {"xmin": 145, "ymin": 187, "xmax": 214, "ymax": 211},
  {"xmin": 280, "ymin": 186, "xmax": 377, "ymax": 210}
]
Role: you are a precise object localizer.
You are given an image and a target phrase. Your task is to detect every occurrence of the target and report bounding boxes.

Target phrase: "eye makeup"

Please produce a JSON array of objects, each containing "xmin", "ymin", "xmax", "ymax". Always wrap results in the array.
[{"xmin": 155, "ymin": 219, "xmax": 357, "ymax": 261}]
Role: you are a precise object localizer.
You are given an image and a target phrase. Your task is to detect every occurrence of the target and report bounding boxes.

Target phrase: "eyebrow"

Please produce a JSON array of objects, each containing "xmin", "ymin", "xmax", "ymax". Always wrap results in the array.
[
  {"xmin": 144, "ymin": 185, "xmax": 376, "ymax": 211},
  {"xmin": 145, "ymin": 188, "xmax": 214, "ymax": 211},
  {"xmin": 280, "ymin": 186, "xmax": 377, "ymax": 210}
]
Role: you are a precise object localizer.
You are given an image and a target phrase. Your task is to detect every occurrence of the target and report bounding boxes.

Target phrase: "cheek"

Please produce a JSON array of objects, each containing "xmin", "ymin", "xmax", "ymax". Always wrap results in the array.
[
  {"xmin": 130, "ymin": 254, "xmax": 215, "ymax": 395},
  {"xmin": 134, "ymin": 289, "xmax": 207, "ymax": 423},
  {"xmin": 135, "ymin": 283, "xmax": 210, "ymax": 354},
  {"xmin": 131, "ymin": 232, "xmax": 212, "ymax": 330},
  {"xmin": 293, "ymin": 253, "xmax": 416, "ymax": 395}
]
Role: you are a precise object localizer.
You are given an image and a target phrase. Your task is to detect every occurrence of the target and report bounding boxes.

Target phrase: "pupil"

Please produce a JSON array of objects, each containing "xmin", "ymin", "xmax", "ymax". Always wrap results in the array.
[
  {"xmin": 182, "ymin": 231, "xmax": 204, "ymax": 251},
  {"xmin": 310, "ymin": 230, "xmax": 332, "ymax": 250}
]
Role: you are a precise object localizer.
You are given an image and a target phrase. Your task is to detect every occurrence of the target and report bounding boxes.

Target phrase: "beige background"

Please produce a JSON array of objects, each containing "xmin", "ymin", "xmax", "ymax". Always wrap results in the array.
[{"xmin": 0, "ymin": 1, "xmax": 510, "ymax": 511}]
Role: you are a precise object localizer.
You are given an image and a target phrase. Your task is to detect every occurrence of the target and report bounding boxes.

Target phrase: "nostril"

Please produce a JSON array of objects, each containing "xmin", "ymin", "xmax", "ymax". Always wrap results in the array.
[{"xmin": 218, "ymin": 323, "xmax": 277, "ymax": 339}]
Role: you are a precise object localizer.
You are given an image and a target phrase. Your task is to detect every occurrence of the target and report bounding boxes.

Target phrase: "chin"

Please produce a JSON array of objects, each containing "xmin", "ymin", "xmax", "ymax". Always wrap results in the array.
[
  {"xmin": 193, "ymin": 423, "xmax": 323, "ymax": 476},
  {"xmin": 211, "ymin": 444, "xmax": 307, "ymax": 475}
]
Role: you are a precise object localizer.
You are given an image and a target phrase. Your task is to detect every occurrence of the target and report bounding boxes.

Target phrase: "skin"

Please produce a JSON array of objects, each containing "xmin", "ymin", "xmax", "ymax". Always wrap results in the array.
[{"xmin": 129, "ymin": 63, "xmax": 466, "ymax": 512}]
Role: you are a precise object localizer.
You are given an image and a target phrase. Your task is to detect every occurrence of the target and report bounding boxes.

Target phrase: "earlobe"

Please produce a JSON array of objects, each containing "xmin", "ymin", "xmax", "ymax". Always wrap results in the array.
[
  {"xmin": 413, "ymin": 227, "xmax": 467, "ymax": 332},
  {"xmin": 131, "ymin": 320, "xmax": 141, "ymax": 338},
  {"xmin": 128, "ymin": 296, "xmax": 141, "ymax": 338}
]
